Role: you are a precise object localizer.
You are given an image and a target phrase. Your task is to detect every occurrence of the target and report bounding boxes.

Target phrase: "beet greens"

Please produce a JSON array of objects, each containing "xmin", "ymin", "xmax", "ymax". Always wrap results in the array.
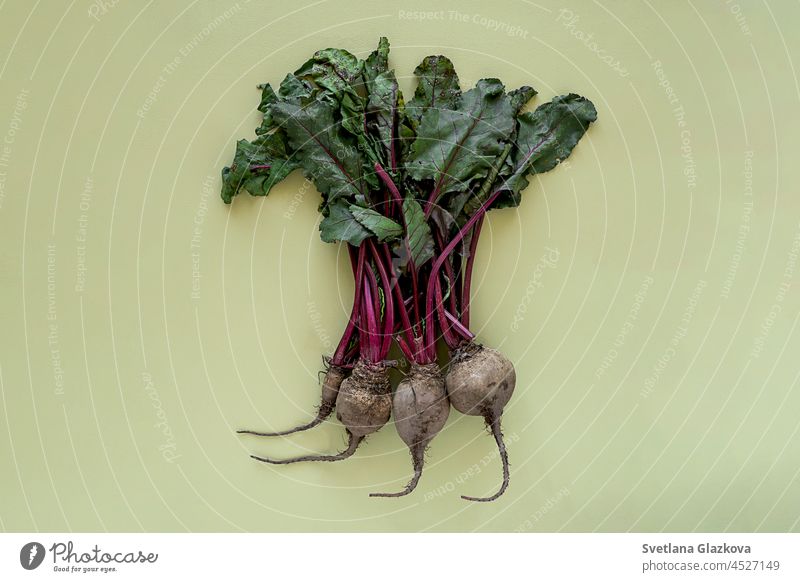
[{"xmin": 223, "ymin": 38, "xmax": 596, "ymax": 500}]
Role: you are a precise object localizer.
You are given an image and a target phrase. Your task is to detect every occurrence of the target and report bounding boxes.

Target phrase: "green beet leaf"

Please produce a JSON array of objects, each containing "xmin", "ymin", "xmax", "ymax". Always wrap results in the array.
[
  {"xmin": 456, "ymin": 93, "xmax": 596, "ymax": 215},
  {"xmin": 349, "ymin": 204, "xmax": 403, "ymax": 242},
  {"xmin": 255, "ymin": 83, "xmax": 279, "ymax": 133},
  {"xmin": 296, "ymin": 47, "xmax": 367, "ymax": 139},
  {"xmin": 455, "ymin": 142, "xmax": 512, "ymax": 219},
  {"xmin": 407, "ymin": 78, "xmax": 515, "ymax": 204},
  {"xmin": 508, "ymin": 85, "xmax": 537, "ymax": 115},
  {"xmin": 319, "ymin": 200, "xmax": 373, "ymax": 245},
  {"xmin": 401, "ymin": 196, "xmax": 435, "ymax": 268},
  {"xmin": 220, "ymin": 133, "xmax": 299, "ymax": 204},
  {"xmin": 406, "ymin": 55, "xmax": 462, "ymax": 126},
  {"xmin": 501, "ymin": 93, "xmax": 597, "ymax": 199},
  {"xmin": 221, "ymin": 38, "xmax": 597, "ymax": 252},
  {"xmin": 270, "ymin": 99, "xmax": 371, "ymax": 209},
  {"xmin": 299, "ymin": 47, "xmax": 363, "ymax": 95},
  {"xmin": 363, "ymin": 37, "xmax": 390, "ymax": 93},
  {"xmin": 318, "ymin": 200, "xmax": 401, "ymax": 245},
  {"xmin": 367, "ymin": 70, "xmax": 403, "ymax": 170},
  {"xmin": 278, "ymin": 73, "xmax": 315, "ymax": 103}
]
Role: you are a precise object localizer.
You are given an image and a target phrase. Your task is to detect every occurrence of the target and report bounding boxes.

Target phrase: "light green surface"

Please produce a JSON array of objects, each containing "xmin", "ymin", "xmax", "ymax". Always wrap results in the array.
[{"xmin": 1, "ymin": 0, "xmax": 799, "ymax": 532}]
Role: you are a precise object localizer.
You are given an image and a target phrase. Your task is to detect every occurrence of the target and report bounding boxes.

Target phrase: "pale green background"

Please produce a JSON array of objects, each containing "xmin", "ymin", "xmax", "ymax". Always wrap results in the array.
[{"xmin": 1, "ymin": 0, "xmax": 798, "ymax": 532}]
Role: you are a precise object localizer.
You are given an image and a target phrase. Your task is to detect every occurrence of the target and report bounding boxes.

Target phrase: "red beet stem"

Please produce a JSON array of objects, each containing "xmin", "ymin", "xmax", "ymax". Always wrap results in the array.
[
  {"xmin": 461, "ymin": 215, "xmax": 483, "ymax": 329},
  {"xmin": 368, "ymin": 239, "xmax": 394, "ymax": 360},
  {"xmin": 333, "ymin": 244, "xmax": 366, "ymax": 365},
  {"xmin": 424, "ymin": 189, "xmax": 504, "ymax": 358}
]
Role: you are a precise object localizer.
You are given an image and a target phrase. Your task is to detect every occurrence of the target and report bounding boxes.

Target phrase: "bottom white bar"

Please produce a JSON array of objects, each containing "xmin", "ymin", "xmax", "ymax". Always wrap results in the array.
[{"xmin": 1, "ymin": 533, "xmax": 796, "ymax": 581}]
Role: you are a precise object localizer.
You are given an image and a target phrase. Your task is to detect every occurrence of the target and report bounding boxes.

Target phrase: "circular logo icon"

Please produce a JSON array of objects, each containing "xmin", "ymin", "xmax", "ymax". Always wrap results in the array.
[{"xmin": 20, "ymin": 542, "xmax": 45, "ymax": 570}]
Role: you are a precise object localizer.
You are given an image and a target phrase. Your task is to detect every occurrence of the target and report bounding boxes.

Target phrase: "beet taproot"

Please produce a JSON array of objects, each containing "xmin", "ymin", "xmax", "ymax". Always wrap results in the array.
[
  {"xmin": 250, "ymin": 360, "xmax": 391, "ymax": 465},
  {"xmin": 238, "ymin": 365, "xmax": 348, "ymax": 437},
  {"xmin": 371, "ymin": 363, "xmax": 450, "ymax": 497},
  {"xmin": 445, "ymin": 343, "xmax": 516, "ymax": 501}
]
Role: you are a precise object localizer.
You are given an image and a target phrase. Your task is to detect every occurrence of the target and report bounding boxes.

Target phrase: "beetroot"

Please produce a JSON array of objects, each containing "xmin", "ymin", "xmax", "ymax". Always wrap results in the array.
[
  {"xmin": 371, "ymin": 363, "xmax": 449, "ymax": 497},
  {"xmin": 446, "ymin": 343, "xmax": 516, "ymax": 501},
  {"xmin": 239, "ymin": 246, "xmax": 367, "ymax": 442},
  {"xmin": 238, "ymin": 365, "xmax": 348, "ymax": 437},
  {"xmin": 223, "ymin": 39, "xmax": 595, "ymax": 498},
  {"xmin": 248, "ymin": 241, "xmax": 396, "ymax": 465},
  {"xmin": 334, "ymin": 360, "xmax": 393, "ymax": 438},
  {"xmin": 250, "ymin": 360, "xmax": 391, "ymax": 464}
]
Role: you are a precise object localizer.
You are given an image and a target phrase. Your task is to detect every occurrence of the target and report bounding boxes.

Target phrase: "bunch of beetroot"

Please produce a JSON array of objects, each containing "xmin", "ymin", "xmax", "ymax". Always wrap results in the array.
[{"xmin": 222, "ymin": 38, "xmax": 596, "ymax": 501}]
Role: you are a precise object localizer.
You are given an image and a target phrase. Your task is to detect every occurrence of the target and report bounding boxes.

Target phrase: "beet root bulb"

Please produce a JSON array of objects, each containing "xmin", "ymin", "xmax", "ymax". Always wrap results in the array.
[
  {"xmin": 446, "ymin": 343, "xmax": 516, "ymax": 502},
  {"xmin": 371, "ymin": 363, "xmax": 450, "ymax": 498},
  {"xmin": 238, "ymin": 365, "xmax": 347, "ymax": 437},
  {"xmin": 335, "ymin": 360, "xmax": 393, "ymax": 438},
  {"xmin": 250, "ymin": 361, "xmax": 390, "ymax": 465}
]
